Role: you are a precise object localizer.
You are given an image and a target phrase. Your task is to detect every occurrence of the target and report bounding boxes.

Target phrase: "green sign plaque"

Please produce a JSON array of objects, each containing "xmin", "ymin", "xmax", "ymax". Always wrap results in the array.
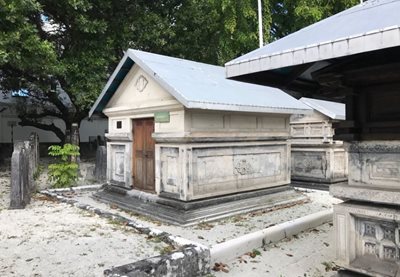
[{"xmin": 154, "ymin": 111, "xmax": 170, "ymax": 123}]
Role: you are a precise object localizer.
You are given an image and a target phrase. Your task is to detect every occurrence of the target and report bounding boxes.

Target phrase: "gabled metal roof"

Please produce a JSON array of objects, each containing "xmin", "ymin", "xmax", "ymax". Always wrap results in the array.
[
  {"xmin": 89, "ymin": 49, "xmax": 311, "ymax": 117},
  {"xmin": 299, "ymin": 98, "xmax": 345, "ymax": 120},
  {"xmin": 226, "ymin": 0, "xmax": 400, "ymax": 78}
]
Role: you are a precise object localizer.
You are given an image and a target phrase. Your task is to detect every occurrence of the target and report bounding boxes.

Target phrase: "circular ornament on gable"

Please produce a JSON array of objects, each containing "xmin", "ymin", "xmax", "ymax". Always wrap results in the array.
[{"xmin": 135, "ymin": 75, "xmax": 148, "ymax": 92}]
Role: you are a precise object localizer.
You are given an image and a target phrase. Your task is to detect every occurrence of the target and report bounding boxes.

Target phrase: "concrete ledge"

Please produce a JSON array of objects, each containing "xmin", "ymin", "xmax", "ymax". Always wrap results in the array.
[
  {"xmin": 330, "ymin": 183, "xmax": 400, "ymax": 205},
  {"xmin": 94, "ymin": 185, "xmax": 307, "ymax": 226},
  {"xmin": 210, "ymin": 209, "xmax": 333, "ymax": 263},
  {"xmin": 44, "ymin": 184, "xmax": 104, "ymax": 193}
]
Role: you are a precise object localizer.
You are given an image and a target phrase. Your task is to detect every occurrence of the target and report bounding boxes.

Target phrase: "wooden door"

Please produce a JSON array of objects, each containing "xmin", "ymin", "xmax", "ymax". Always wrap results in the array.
[{"xmin": 132, "ymin": 118, "xmax": 155, "ymax": 192}]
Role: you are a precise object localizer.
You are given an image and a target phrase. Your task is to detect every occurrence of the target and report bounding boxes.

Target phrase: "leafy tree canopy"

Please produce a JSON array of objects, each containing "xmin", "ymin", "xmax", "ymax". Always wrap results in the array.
[{"xmin": 0, "ymin": 0, "xmax": 358, "ymax": 142}]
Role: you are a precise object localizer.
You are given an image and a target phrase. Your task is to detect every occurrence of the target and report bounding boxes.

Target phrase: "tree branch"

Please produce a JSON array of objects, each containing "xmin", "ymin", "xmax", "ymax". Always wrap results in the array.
[
  {"xmin": 18, "ymin": 117, "xmax": 65, "ymax": 143},
  {"xmin": 24, "ymin": 110, "xmax": 64, "ymax": 120}
]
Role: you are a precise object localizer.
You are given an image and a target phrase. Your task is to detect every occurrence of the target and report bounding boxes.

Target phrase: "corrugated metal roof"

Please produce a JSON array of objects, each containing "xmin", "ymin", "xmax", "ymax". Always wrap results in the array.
[
  {"xmin": 89, "ymin": 49, "xmax": 311, "ymax": 117},
  {"xmin": 226, "ymin": 0, "xmax": 400, "ymax": 77},
  {"xmin": 299, "ymin": 98, "xmax": 345, "ymax": 120}
]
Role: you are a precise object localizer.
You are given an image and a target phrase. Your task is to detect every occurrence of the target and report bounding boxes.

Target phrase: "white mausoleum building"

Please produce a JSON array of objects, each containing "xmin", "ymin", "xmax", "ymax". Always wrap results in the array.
[
  {"xmin": 90, "ymin": 49, "xmax": 311, "ymax": 205},
  {"xmin": 290, "ymin": 97, "xmax": 347, "ymax": 187}
]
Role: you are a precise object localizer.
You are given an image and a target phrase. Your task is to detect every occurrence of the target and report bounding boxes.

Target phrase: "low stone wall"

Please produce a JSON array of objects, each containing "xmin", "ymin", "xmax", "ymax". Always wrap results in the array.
[
  {"xmin": 40, "ymin": 187, "xmax": 211, "ymax": 277},
  {"xmin": 104, "ymin": 245, "xmax": 210, "ymax": 277}
]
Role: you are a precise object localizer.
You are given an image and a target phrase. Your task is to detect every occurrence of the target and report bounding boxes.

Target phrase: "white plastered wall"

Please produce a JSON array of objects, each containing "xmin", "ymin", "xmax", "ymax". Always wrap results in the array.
[{"xmin": 104, "ymin": 64, "xmax": 184, "ymax": 187}]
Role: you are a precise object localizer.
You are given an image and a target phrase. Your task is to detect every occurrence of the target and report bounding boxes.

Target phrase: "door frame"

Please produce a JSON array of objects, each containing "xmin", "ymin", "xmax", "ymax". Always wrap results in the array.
[{"xmin": 131, "ymin": 117, "xmax": 156, "ymax": 192}]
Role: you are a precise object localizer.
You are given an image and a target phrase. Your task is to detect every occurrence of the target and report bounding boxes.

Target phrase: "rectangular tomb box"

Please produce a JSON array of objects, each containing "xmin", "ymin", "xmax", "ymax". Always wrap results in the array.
[
  {"xmin": 290, "ymin": 98, "xmax": 348, "ymax": 186},
  {"xmin": 89, "ymin": 49, "xmax": 311, "ymax": 201}
]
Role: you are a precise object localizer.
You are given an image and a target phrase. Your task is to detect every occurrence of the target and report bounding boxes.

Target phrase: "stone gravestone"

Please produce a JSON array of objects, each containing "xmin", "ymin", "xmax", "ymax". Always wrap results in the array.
[
  {"xmin": 9, "ymin": 141, "xmax": 30, "ymax": 209},
  {"xmin": 94, "ymin": 146, "xmax": 107, "ymax": 182},
  {"xmin": 23, "ymin": 140, "xmax": 34, "ymax": 195},
  {"xmin": 24, "ymin": 133, "xmax": 39, "ymax": 194},
  {"xmin": 71, "ymin": 123, "xmax": 80, "ymax": 164},
  {"xmin": 29, "ymin": 132, "xmax": 39, "ymax": 172},
  {"xmin": 29, "ymin": 132, "xmax": 39, "ymax": 193}
]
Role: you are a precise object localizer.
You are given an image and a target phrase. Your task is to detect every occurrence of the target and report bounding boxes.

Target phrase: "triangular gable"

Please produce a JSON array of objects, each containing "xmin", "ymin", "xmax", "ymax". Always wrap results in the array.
[{"xmin": 104, "ymin": 64, "xmax": 179, "ymax": 113}]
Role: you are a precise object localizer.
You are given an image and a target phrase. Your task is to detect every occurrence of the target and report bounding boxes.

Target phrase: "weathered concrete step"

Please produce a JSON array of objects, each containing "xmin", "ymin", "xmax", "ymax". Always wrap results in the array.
[
  {"xmin": 93, "ymin": 185, "xmax": 307, "ymax": 226},
  {"xmin": 291, "ymin": 180, "xmax": 348, "ymax": 191}
]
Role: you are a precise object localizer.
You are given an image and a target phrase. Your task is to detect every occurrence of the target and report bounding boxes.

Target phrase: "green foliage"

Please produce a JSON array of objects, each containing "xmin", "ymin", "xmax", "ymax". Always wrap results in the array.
[
  {"xmin": 48, "ymin": 144, "xmax": 80, "ymax": 188},
  {"xmin": 159, "ymin": 0, "xmax": 272, "ymax": 65},
  {"xmin": 269, "ymin": 0, "xmax": 359, "ymax": 39},
  {"xmin": 156, "ymin": 0, "xmax": 358, "ymax": 64},
  {"xmin": 0, "ymin": 0, "xmax": 359, "ymax": 142}
]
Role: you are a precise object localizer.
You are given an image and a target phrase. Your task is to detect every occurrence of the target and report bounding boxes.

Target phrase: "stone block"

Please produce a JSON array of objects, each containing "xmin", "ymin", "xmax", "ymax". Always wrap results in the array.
[
  {"xmin": 29, "ymin": 132, "xmax": 39, "ymax": 171},
  {"xmin": 9, "ymin": 141, "xmax": 30, "ymax": 209},
  {"xmin": 156, "ymin": 141, "xmax": 290, "ymax": 201},
  {"xmin": 94, "ymin": 146, "xmax": 107, "ymax": 182},
  {"xmin": 347, "ymin": 141, "xmax": 400, "ymax": 189},
  {"xmin": 107, "ymin": 140, "xmax": 132, "ymax": 187},
  {"xmin": 23, "ymin": 140, "xmax": 35, "ymax": 194},
  {"xmin": 291, "ymin": 144, "xmax": 348, "ymax": 184},
  {"xmin": 334, "ymin": 202, "xmax": 400, "ymax": 277},
  {"xmin": 104, "ymin": 246, "xmax": 210, "ymax": 277}
]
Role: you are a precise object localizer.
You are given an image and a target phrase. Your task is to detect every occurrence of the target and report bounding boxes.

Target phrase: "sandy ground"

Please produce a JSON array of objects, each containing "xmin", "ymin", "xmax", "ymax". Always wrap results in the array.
[
  {"xmin": 0, "ymin": 165, "xmax": 169, "ymax": 277},
  {"xmin": 73, "ymin": 188, "xmax": 341, "ymax": 247},
  {"xmin": 0, "ymin": 159, "xmax": 343, "ymax": 276},
  {"xmin": 212, "ymin": 222, "xmax": 338, "ymax": 277}
]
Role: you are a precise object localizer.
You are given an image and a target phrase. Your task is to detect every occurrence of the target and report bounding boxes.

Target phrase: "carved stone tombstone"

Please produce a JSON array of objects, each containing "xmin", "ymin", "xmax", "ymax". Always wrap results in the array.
[
  {"xmin": 23, "ymin": 140, "xmax": 35, "ymax": 194},
  {"xmin": 71, "ymin": 123, "xmax": 80, "ymax": 163},
  {"xmin": 9, "ymin": 141, "xmax": 30, "ymax": 209},
  {"xmin": 71, "ymin": 123, "xmax": 80, "ymax": 146},
  {"xmin": 94, "ymin": 146, "xmax": 107, "ymax": 182},
  {"xmin": 29, "ymin": 132, "xmax": 39, "ymax": 171}
]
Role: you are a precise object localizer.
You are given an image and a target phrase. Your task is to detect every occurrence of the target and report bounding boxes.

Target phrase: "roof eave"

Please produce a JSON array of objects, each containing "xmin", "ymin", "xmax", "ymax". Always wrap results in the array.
[
  {"xmin": 186, "ymin": 101, "xmax": 313, "ymax": 115},
  {"xmin": 89, "ymin": 52, "xmax": 133, "ymax": 118},
  {"xmin": 125, "ymin": 50, "xmax": 191, "ymax": 109},
  {"xmin": 226, "ymin": 26, "xmax": 400, "ymax": 79}
]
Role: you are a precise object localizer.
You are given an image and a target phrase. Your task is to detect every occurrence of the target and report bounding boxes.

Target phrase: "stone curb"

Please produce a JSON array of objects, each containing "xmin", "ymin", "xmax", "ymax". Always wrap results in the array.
[
  {"xmin": 43, "ymin": 184, "xmax": 104, "ymax": 193},
  {"xmin": 39, "ymin": 189, "xmax": 210, "ymax": 277},
  {"xmin": 40, "ymin": 188, "xmax": 332, "ymax": 276},
  {"xmin": 210, "ymin": 209, "xmax": 333, "ymax": 264},
  {"xmin": 104, "ymin": 245, "xmax": 210, "ymax": 277}
]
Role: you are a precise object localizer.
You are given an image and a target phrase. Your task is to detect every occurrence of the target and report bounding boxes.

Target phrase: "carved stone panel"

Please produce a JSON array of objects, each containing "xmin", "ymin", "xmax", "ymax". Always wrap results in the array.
[
  {"xmin": 291, "ymin": 126, "xmax": 306, "ymax": 136},
  {"xmin": 348, "ymin": 141, "xmax": 400, "ymax": 189},
  {"xmin": 234, "ymin": 159, "xmax": 254, "ymax": 175},
  {"xmin": 334, "ymin": 203, "xmax": 400, "ymax": 276},
  {"xmin": 135, "ymin": 75, "xmax": 148, "ymax": 92},
  {"xmin": 111, "ymin": 145, "xmax": 125, "ymax": 183},
  {"xmin": 159, "ymin": 147, "xmax": 180, "ymax": 194},
  {"xmin": 191, "ymin": 144, "xmax": 287, "ymax": 198},
  {"xmin": 356, "ymin": 218, "xmax": 399, "ymax": 261},
  {"xmin": 291, "ymin": 151, "xmax": 327, "ymax": 179},
  {"xmin": 333, "ymin": 151, "xmax": 347, "ymax": 179},
  {"xmin": 292, "ymin": 146, "xmax": 348, "ymax": 184},
  {"xmin": 156, "ymin": 142, "xmax": 289, "ymax": 201}
]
